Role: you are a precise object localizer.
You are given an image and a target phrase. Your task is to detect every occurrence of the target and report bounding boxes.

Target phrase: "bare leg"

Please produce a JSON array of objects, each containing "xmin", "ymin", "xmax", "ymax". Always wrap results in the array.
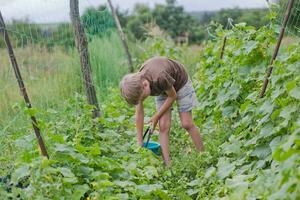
[
  {"xmin": 179, "ymin": 111, "xmax": 204, "ymax": 151},
  {"xmin": 159, "ymin": 109, "xmax": 172, "ymax": 167}
]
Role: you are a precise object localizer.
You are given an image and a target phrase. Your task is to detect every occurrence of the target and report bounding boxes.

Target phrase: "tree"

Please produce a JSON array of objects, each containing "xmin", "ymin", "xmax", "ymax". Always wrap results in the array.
[
  {"xmin": 124, "ymin": 0, "xmax": 205, "ymax": 43},
  {"xmin": 126, "ymin": 3, "xmax": 153, "ymax": 40},
  {"xmin": 81, "ymin": 5, "xmax": 115, "ymax": 38},
  {"xmin": 153, "ymin": 0, "xmax": 192, "ymax": 38}
]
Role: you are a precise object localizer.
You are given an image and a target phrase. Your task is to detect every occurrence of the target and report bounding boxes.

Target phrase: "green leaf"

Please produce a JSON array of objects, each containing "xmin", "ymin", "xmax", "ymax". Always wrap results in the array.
[
  {"xmin": 222, "ymin": 106, "xmax": 235, "ymax": 117},
  {"xmin": 187, "ymin": 188, "xmax": 199, "ymax": 196},
  {"xmin": 11, "ymin": 165, "xmax": 30, "ymax": 184},
  {"xmin": 279, "ymin": 104, "xmax": 298, "ymax": 124},
  {"xmin": 217, "ymin": 158, "xmax": 236, "ymax": 179},
  {"xmin": 99, "ymin": 180, "xmax": 114, "ymax": 187},
  {"xmin": 58, "ymin": 167, "xmax": 75, "ymax": 177},
  {"xmin": 258, "ymin": 123, "xmax": 274, "ymax": 139},
  {"xmin": 271, "ymin": 86, "xmax": 285, "ymax": 100},
  {"xmin": 15, "ymin": 134, "xmax": 36, "ymax": 150},
  {"xmin": 54, "ymin": 143, "xmax": 89, "ymax": 163},
  {"xmin": 136, "ymin": 184, "xmax": 163, "ymax": 193},
  {"xmin": 259, "ymin": 100, "xmax": 274, "ymax": 115},
  {"xmin": 114, "ymin": 180, "xmax": 136, "ymax": 188},
  {"xmin": 269, "ymin": 136, "xmax": 282, "ymax": 153},
  {"xmin": 88, "ymin": 144, "xmax": 101, "ymax": 155},
  {"xmin": 246, "ymin": 92, "xmax": 258, "ymax": 102},
  {"xmin": 221, "ymin": 137, "xmax": 242, "ymax": 155},
  {"xmin": 71, "ymin": 184, "xmax": 90, "ymax": 199},
  {"xmin": 205, "ymin": 167, "xmax": 216, "ymax": 178},
  {"xmin": 144, "ymin": 166, "xmax": 158, "ymax": 179},
  {"xmin": 225, "ymin": 175, "xmax": 251, "ymax": 190},
  {"xmin": 244, "ymin": 41, "xmax": 258, "ymax": 54},
  {"xmin": 286, "ymin": 80, "xmax": 297, "ymax": 92},
  {"xmin": 289, "ymin": 87, "xmax": 300, "ymax": 100},
  {"xmin": 251, "ymin": 144, "xmax": 271, "ymax": 159},
  {"xmin": 187, "ymin": 179, "xmax": 200, "ymax": 187},
  {"xmin": 54, "ymin": 143, "xmax": 72, "ymax": 152},
  {"xmin": 91, "ymin": 171, "xmax": 110, "ymax": 180},
  {"xmin": 24, "ymin": 107, "xmax": 38, "ymax": 117},
  {"xmin": 63, "ymin": 177, "xmax": 78, "ymax": 184},
  {"xmin": 57, "ymin": 167, "xmax": 78, "ymax": 184}
]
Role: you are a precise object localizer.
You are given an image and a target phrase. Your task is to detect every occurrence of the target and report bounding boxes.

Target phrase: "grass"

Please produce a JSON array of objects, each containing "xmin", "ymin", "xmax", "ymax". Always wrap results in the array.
[
  {"xmin": 0, "ymin": 31, "xmax": 129, "ymax": 124},
  {"xmin": 0, "ymin": 46, "xmax": 82, "ymax": 124},
  {"xmin": 89, "ymin": 31, "xmax": 129, "ymax": 100}
]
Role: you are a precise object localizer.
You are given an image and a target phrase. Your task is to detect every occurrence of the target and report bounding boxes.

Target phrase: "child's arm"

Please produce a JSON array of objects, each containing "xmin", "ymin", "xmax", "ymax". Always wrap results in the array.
[
  {"xmin": 150, "ymin": 86, "xmax": 177, "ymax": 132},
  {"xmin": 135, "ymin": 101, "xmax": 144, "ymax": 146}
]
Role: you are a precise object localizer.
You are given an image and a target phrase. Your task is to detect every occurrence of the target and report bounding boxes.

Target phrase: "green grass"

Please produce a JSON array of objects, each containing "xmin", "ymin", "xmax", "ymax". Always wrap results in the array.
[
  {"xmin": 89, "ymin": 32, "xmax": 129, "ymax": 101},
  {"xmin": 0, "ymin": 32, "xmax": 129, "ymax": 124},
  {"xmin": 0, "ymin": 46, "xmax": 82, "ymax": 124}
]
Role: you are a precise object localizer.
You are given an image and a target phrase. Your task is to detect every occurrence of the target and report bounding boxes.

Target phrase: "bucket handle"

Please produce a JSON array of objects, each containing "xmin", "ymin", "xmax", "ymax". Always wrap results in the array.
[{"xmin": 143, "ymin": 126, "xmax": 151, "ymax": 148}]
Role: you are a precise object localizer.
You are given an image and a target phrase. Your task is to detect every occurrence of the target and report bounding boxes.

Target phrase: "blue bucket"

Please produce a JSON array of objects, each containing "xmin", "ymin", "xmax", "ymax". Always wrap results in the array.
[{"xmin": 143, "ymin": 141, "xmax": 161, "ymax": 155}]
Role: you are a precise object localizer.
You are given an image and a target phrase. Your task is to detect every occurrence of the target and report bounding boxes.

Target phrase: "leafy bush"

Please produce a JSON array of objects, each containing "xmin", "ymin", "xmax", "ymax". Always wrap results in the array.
[
  {"xmin": 0, "ymin": 94, "xmax": 166, "ymax": 199},
  {"xmin": 81, "ymin": 5, "xmax": 115, "ymax": 39},
  {"xmin": 189, "ymin": 23, "xmax": 300, "ymax": 199}
]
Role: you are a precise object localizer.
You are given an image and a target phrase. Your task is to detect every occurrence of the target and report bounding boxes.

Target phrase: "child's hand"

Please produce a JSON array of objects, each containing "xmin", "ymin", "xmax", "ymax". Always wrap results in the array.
[{"xmin": 148, "ymin": 114, "xmax": 159, "ymax": 133}]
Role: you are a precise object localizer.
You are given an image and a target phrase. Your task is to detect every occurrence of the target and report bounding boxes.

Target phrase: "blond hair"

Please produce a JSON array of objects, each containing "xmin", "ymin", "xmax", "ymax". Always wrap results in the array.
[{"xmin": 120, "ymin": 73, "xmax": 143, "ymax": 105}]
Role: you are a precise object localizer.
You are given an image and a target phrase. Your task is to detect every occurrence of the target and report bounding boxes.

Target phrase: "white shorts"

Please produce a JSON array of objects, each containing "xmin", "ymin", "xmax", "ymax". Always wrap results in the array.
[{"xmin": 155, "ymin": 79, "xmax": 199, "ymax": 113}]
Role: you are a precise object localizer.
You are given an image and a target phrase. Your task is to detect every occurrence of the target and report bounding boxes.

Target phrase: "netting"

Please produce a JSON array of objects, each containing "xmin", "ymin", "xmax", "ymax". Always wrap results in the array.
[
  {"xmin": 272, "ymin": 0, "xmax": 300, "ymax": 36},
  {"xmin": 0, "ymin": 0, "xmax": 128, "ymax": 121},
  {"xmin": 0, "ymin": 0, "xmax": 129, "ymax": 173}
]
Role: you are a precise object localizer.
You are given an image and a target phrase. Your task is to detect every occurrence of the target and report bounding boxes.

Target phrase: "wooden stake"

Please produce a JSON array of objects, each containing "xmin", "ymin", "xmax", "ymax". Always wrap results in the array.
[
  {"xmin": 220, "ymin": 36, "xmax": 227, "ymax": 60},
  {"xmin": 0, "ymin": 11, "xmax": 49, "ymax": 159},
  {"xmin": 70, "ymin": 0, "xmax": 100, "ymax": 118},
  {"xmin": 260, "ymin": 0, "xmax": 295, "ymax": 97},
  {"xmin": 107, "ymin": 0, "xmax": 134, "ymax": 73}
]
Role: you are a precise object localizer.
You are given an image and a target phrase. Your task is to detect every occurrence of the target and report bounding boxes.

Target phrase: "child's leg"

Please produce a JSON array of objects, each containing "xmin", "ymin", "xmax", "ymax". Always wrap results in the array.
[
  {"xmin": 159, "ymin": 109, "xmax": 172, "ymax": 166},
  {"xmin": 179, "ymin": 111, "xmax": 204, "ymax": 151}
]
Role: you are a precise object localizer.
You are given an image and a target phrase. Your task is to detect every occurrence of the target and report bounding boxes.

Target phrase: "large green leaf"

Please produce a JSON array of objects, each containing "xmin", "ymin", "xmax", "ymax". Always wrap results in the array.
[
  {"xmin": 11, "ymin": 165, "xmax": 30, "ymax": 184},
  {"xmin": 289, "ymin": 87, "xmax": 300, "ymax": 100},
  {"xmin": 217, "ymin": 158, "xmax": 236, "ymax": 179}
]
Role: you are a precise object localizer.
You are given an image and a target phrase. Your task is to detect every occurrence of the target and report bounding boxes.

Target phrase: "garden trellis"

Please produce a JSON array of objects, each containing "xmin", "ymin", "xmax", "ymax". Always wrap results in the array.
[
  {"xmin": 215, "ymin": 0, "xmax": 300, "ymax": 96},
  {"xmin": 274, "ymin": 0, "xmax": 300, "ymax": 35},
  {"xmin": 260, "ymin": 0, "xmax": 300, "ymax": 97},
  {"xmin": 0, "ymin": 12, "xmax": 49, "ymax": 158},
  {"xmin": 70, "ymin": 0, "xmax": 100, "ymax": 118},
  {"xmin": 107, "ymin": 0, "xmax": 134, "ymax": 73},
  {"xmin": 0, "ymin": 0, "xmax": 130, "ymax": 160},
  {"xmin": 219, "ymin": 18, "xmax": 234, "ymax": 60}
]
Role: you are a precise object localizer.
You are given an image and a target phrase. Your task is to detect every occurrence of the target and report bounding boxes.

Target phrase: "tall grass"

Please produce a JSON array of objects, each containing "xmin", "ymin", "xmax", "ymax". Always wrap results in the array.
[
  {"xmin": 89, "ymin": 31, "xmax": 128, "ymax": 100},
  {"xmin": 0, "ymin": 46, "xmax": 82, "ymax": 172},
  {"xmin": 0, "ymin": 31, "xmax": 128, "ymax": 125},
  {"xmin": 0, "ymin": 46, "xmax": 82, "ymax": 124}
]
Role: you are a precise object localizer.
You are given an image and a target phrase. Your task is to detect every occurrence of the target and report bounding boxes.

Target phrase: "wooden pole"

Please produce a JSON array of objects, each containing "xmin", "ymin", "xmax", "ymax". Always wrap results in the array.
[
  {"xmin": 220, "ymin": 36, "xmax": 227, "ymax": 60},
  {"xmin": 70, "ymin": 0, "xmax": 100, "ymax": 118},
  {"xmin": 107, "ymin": 0, "xmax": 134, "ymax": 73},
  {"xmin": 260, "ymin": 0, "xmax": 295, "ymax": 97},
  {"xmin": 0, "ymin": 11, "xmax": 49, "ymax": 159}
]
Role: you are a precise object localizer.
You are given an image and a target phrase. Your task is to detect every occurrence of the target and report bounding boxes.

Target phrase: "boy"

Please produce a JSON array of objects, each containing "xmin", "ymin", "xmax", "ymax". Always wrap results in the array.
[{"xmin": 120, "ymin": 56, "xmax": 204, "ymax": 166}]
